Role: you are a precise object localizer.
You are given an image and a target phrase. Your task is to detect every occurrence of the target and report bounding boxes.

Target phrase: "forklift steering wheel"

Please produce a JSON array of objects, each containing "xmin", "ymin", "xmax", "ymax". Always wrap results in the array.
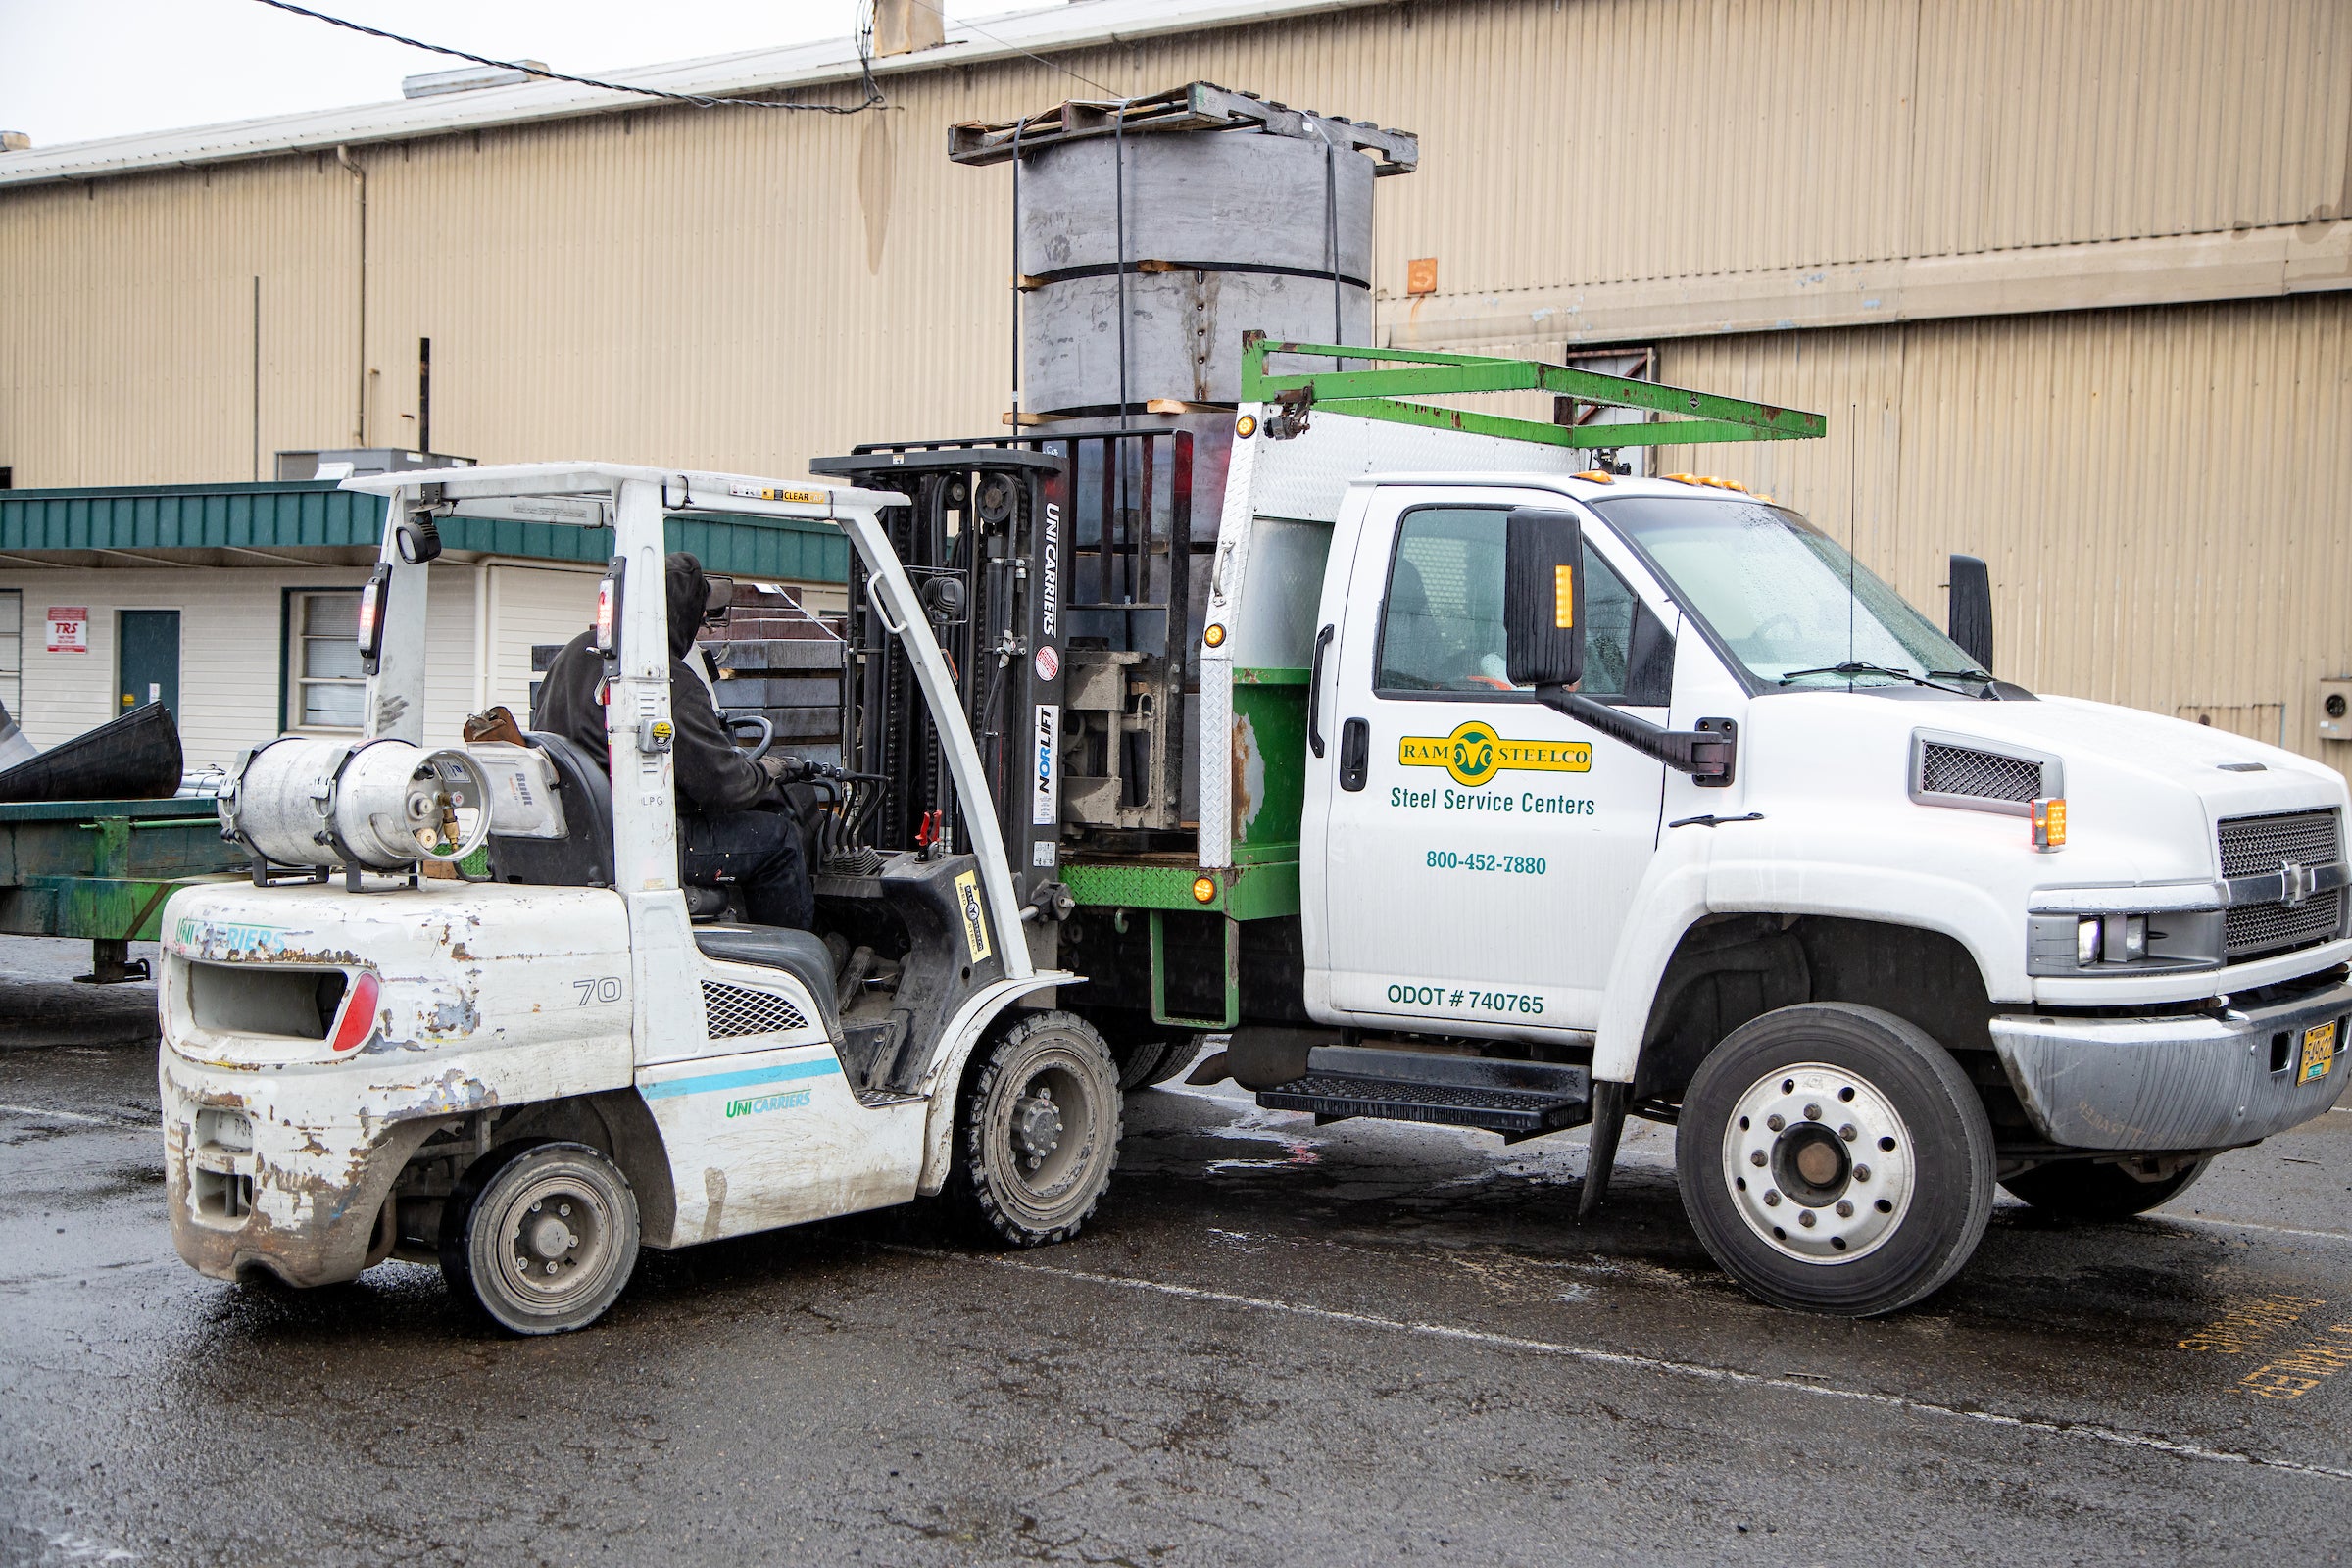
[{"xmin": 724, "ymin": 713, "xmax": 775, "ymax": 761}]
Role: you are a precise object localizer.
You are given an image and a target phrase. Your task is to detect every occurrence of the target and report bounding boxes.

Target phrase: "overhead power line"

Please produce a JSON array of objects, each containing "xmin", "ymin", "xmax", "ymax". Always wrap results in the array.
[
  {"xmin": 903, "ymin": 0, "xmax": 1124, "ymax": 99},
  {"xmin": 245, "ymin": 0, "xmax": 883, "ymax": 113}
]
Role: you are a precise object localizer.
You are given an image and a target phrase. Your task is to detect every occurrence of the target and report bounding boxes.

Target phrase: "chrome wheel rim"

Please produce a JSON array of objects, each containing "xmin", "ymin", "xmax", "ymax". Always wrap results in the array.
[{"xmin": 1720, "ymin": 1060, "xmax": 1915, "ymax": 1264}]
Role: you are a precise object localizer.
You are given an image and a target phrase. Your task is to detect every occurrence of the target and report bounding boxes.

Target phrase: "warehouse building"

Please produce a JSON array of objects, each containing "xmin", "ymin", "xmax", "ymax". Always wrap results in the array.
[
  {"xmin": 0, "ymin": 0, "xmax": 2345, "ymax": 770},
  {"xmin": 0, "ymin": 481, "xmax": 847, "ymax": 766}
]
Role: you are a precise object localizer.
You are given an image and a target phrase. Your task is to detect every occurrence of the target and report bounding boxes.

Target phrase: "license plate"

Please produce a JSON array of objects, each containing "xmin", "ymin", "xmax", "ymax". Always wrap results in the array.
[{"xmin": 2298, "ymin": 1020, "xmax": 2340, "ymax": 1084}]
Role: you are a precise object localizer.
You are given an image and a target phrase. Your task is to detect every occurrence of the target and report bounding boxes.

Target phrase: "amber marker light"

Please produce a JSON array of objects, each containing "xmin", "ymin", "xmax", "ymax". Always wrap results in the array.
[
  {"xmin": 1572, "ymin": 469, "xmax": 1615, "ymax": 483},
  {"xmin": 1192, "ymin": 876, "xmax": 1217, "ymax": 904},
  {"xmin": 1203, "ymin": 623, "xmax": 1226, "ymax": 648},
  {"xmin": 2031, "ymin": 797, "xmax": 2067, "ymax": 852},
  {"xmin": 1235, "ymin": 414, "xmax": 1258, "ymax": 438}
]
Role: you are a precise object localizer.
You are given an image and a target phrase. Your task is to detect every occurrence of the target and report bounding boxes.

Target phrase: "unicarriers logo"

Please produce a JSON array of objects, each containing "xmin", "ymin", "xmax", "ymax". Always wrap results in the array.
[
  {"xmin": 1040, "ymin": 501, "xmax": 1060, "ymax": 638},
  {"xmin": 1399, "ymin": 721, "xmax": 1591, "ymax": 787}
]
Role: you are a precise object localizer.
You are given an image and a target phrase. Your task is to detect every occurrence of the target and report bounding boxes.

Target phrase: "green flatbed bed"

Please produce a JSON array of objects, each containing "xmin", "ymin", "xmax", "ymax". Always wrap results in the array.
[{"xmin": 0, "ymin": 797, "xmax": 244, "ymax": 981}]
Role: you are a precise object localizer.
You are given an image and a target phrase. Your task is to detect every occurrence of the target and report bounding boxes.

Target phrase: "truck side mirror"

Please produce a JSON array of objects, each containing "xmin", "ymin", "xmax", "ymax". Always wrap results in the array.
[
  {"xmin": 1947, "ymin": 553, "xmax": 1993, "ymax": 672},
  {"xmin": 1504, "ymin": 507, "xmax": 1585, "ymax": 689}
]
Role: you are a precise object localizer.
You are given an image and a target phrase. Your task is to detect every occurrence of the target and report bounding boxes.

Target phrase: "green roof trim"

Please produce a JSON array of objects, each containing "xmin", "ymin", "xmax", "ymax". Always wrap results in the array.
[{"xmin": 0, "ymin": 480, "xmax": 847, "ymax": 583}]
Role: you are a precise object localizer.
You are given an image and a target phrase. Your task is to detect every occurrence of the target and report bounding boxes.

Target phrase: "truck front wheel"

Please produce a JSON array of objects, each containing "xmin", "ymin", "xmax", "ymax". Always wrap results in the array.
[
  {"xmin": 1676, "ymin": 1004, "xmax": 1994, "ymax": 1316},
  {"xmin": 441, "ymin": 1140, "xmax": 640, "ymax": 1335},
  {"xmin": 945, "ymin": 1010, "xmax": 1122, "ymax": 1247},
  {"xmin": 2000, "ymin": 1156, "xmax": 2210, "ymax": 1219}
]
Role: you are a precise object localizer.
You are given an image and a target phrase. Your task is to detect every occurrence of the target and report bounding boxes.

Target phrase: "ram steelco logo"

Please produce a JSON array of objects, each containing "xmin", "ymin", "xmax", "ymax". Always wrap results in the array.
[{"xmin": 1398, "ymin": 721, "xmax": 1592, "ymax": 787}]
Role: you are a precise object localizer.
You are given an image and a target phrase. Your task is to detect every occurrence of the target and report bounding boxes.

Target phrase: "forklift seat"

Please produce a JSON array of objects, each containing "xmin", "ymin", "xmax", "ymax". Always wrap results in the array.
[{"xmin": 485, "ymin": 731, "xmax": 616, "ymax": 889}]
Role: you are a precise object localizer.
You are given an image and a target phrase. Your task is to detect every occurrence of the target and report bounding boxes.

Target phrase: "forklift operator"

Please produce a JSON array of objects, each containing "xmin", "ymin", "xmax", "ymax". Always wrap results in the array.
[{"xmin": 533, "ymin": 553, "xmax": 817, "ymax": 929}]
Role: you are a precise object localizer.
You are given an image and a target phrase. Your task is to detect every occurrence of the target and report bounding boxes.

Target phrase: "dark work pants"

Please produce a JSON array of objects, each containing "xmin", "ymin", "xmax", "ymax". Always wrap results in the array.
[{"xmin": 680, "ymin": 806, "xmax": 814, "ymax": 930}]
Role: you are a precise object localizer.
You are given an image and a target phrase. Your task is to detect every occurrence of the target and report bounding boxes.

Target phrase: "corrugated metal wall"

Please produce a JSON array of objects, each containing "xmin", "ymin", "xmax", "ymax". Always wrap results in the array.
[
  {"xmin": 0, "ymin": 0, "xmax": 2344, "ymax": 770},
  {"xmin": 6, "ymin": 0, "xmax": 2344, "ymax": 489},
  {"xmin": 1, "ymin": 157, "xmax": 360, "ymax": 483},
  {"xmin": 1654, "ymin": 295, "xmax": 2352, "ymax": 762}
]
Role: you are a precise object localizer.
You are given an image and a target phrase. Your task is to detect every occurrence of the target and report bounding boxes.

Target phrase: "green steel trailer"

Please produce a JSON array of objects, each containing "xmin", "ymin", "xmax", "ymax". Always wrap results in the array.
[{"xmin": 0, "ymin": 797, "xmax": 245, "ymax": 981}]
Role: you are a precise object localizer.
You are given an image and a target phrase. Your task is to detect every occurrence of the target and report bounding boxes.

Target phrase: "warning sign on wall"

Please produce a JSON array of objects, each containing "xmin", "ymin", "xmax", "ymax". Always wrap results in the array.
[{"xmin": 45, "ymin": 608, "xmax": 87, "ymax": 654}]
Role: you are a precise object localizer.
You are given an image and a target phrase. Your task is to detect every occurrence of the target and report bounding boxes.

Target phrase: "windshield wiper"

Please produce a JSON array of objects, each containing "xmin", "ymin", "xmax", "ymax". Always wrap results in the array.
[{"xmin": 1778, "ymin": 662, "xmax": 1974, "ymax": 696}]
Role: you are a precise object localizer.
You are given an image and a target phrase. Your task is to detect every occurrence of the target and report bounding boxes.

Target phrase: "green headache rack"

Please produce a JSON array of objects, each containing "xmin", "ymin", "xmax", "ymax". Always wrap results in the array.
[{"xmin": 1240, "ymin": 339, "xmax": 1827, "ymax": 450}]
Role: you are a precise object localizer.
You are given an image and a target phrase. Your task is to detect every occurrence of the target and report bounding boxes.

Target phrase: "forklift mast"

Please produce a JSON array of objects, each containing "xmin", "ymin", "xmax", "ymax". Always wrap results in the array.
[{"xmin": 813, "ymin": 426, "xmax": 1212, "ymax": 914}]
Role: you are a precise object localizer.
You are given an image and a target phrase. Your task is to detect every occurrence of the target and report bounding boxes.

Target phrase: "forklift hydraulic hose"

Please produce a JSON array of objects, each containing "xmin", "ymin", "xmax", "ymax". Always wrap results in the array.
[{"xmin": 1533, "ymin": 686, "xmax": 1734, "ymax": 781}]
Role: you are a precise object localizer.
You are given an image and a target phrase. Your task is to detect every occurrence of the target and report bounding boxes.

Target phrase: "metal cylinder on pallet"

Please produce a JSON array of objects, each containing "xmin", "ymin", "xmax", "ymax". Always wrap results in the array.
[{"xmin": 1018, "ymin": 124, "xmax": 1374, "ymax": 417}]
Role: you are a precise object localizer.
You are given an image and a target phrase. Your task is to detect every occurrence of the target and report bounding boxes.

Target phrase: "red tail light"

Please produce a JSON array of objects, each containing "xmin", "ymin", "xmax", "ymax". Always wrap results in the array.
[{"xmin": 328, "ymin": 971, "xmax": 381, "ymax": 1054}]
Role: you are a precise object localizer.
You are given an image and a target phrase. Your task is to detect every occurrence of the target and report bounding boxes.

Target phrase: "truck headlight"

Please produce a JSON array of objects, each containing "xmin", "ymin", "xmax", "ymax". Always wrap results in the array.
[
  {"xmin": 2108, "ymin": 914, "xmax": 2147, "ymax": 963},
  {"xmin": 2035, "ymin": 909, "xmax": 2217, "ymax": 975},
  {"xmin": 2076, "ymin": 913, "xmax": 2149, "ymax": 965}
]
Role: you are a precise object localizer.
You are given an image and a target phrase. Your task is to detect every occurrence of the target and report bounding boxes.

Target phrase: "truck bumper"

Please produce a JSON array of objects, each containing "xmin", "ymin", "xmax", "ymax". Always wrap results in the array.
[
  {"xmin": 161, "ymin": 1049, "xmax": 451, "ymax": 1289},
  {"xmin": 1989, "ymin": 976, "xmax": 2352, "ymax": 1152}
]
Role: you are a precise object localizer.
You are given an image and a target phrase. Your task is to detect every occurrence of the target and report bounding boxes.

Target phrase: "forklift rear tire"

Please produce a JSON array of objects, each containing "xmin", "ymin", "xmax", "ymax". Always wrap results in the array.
[
  {"xmin": 2000, "ymin": 1156, "xmax": 2210, "ymax": 1219},
  {"xmin": 441, "ymin": 1140, "xmax": 640, "ymax": 1336},
  {"xmin": 945, "ymin": 1010, "xmax": 1122, "ymax": 1247},
  {"xmin": 1676, "ymin": 1003, "xmax": 1995, "ymax": 1317}
]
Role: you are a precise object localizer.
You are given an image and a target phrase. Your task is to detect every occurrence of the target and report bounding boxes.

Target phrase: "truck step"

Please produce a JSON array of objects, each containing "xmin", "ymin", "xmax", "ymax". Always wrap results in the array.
[{"xmin": 1253, "ymin": 1046, "xmax": 1592, "ymax": 1142}]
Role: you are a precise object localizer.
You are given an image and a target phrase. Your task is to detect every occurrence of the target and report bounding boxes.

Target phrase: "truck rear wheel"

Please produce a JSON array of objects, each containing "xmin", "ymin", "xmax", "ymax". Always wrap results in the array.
[
  {"xmin": 945, "ymin": 1010, "xmax": 1121, "ymax": 1247},
  {"xmin": 441, "ymin": 1140, "xmax": 640, "ymax": 1335},
  {"xmin": 1676, "ymin": 1003, "xmax": 1994, "ymax": 1317},
  {"xmin": 1136, "ymin": 1032, "xmax": 1204, "ymax": 1089},
  {"xmin": 2001, "ymin": 1156, "xmax": 2210, "ymax": 1219}
]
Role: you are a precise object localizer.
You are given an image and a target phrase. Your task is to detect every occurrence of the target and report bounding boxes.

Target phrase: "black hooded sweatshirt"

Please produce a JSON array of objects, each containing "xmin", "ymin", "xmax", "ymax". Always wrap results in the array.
[{"xmin": 531, "ymin": 553, "xmax": 771, "ymax": 814}]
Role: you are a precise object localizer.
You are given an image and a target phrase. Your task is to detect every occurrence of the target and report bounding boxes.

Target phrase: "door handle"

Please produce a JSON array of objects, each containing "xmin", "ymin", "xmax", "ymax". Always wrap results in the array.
[
  {"xmin": 1338, "ymin": 717, "xmax": 1370, "ymax": 791},
  {"xmin": 1307, "ymin": 623, "xmax": 1335, "ymax": 758}
]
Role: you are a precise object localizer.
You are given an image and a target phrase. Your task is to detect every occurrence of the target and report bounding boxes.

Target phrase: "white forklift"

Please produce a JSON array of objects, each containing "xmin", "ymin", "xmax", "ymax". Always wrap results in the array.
[{"xmin": 159, "ymin": 464, "xmax": 1121, "ymax": 1333}]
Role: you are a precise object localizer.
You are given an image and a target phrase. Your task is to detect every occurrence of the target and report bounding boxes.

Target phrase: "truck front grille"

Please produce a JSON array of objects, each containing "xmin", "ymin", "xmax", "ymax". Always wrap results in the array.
[
  {"xmin": 2218, "ymin": 808, "xmax": 2347, "ymax": 960},
  {"xmin": 2217, "ymin": 808, "xmax": 2342, "ymax": 879},
  {"xmin": 2226, "ymin": 895, "xmax": 2347, "ymax": 959}
]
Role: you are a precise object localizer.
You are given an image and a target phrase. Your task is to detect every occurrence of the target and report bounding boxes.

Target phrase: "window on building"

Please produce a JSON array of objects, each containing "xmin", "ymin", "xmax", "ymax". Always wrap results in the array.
[
  {"xmin": 288, "ymin": 590, "xmax": 365, "ymax": 729},
  {"xmin": 0, "ymin": 590, "xmax": 20, "ymax": 716},
  {"xmin": 1375, "ymin": 508, "xmax": 1651, "ymax": 700}
]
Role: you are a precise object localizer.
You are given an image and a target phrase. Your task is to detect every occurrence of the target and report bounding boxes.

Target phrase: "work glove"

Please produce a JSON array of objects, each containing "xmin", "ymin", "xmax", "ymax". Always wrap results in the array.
[{"xmin": 758, "ymin": 754, "xmax": 839, "ymax": 786}]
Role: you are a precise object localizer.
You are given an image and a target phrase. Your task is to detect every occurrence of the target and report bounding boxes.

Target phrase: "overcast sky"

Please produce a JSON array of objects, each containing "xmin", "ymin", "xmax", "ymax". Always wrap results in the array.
[{"xmin": 0, "ymin": 0, "xmax": 1000, "ymax": 148}]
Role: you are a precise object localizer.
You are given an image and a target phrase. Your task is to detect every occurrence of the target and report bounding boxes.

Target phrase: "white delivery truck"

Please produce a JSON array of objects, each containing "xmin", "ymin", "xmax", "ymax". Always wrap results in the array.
[{"xmin": 822, "ymin": 339, "xmax": 2351, "ymax": 1315}]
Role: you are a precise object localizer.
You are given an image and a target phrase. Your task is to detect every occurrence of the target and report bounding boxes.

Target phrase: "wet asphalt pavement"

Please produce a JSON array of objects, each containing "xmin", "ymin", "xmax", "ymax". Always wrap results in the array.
[{"xmin": 9, "ymin": 942, "xmax": 2352, "ymax": 1564}]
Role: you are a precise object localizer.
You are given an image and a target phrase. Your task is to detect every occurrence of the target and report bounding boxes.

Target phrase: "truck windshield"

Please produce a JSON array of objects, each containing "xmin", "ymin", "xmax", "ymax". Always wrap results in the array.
[{"xmin": 1591, "ymin": 495, "xmax": 1983, "ymax": 690}]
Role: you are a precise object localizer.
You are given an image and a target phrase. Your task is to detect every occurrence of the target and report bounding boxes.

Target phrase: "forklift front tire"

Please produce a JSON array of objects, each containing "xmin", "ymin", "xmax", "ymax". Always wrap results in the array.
[
  {"xmin": 1676, "ymin": 1003, "xmax": 1994, "ymax": 1317},
  {"xmin": 441, "ymin": 1140, "xmax": 640, "ymax": 1336},
  {"xmin": 945, "ymin": 1010, "xmax": 1122, "ymax": 1247}
]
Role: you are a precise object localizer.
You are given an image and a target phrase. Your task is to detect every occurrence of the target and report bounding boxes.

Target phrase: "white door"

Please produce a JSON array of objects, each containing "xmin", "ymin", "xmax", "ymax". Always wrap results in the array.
[{"xmin": 1310, "ymin": 490, "xmax": 1672, "ymax": 1034}]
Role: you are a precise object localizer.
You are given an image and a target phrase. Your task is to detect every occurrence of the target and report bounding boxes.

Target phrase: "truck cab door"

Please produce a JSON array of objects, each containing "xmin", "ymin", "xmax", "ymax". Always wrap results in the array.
[{"xmin": 1302, "ymin": 488, "xmax": 1674, "ymax": 1035}]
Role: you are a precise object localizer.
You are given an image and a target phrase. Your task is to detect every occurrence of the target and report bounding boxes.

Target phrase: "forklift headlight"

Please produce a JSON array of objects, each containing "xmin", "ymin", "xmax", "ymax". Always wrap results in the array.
[
  {"xmin": 595, "ymin": 558, "xmax": 625, "ymax": 658},
  {"xmin": 357, "ymin": 564, "xmax": 392, "ymax": 675}
]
